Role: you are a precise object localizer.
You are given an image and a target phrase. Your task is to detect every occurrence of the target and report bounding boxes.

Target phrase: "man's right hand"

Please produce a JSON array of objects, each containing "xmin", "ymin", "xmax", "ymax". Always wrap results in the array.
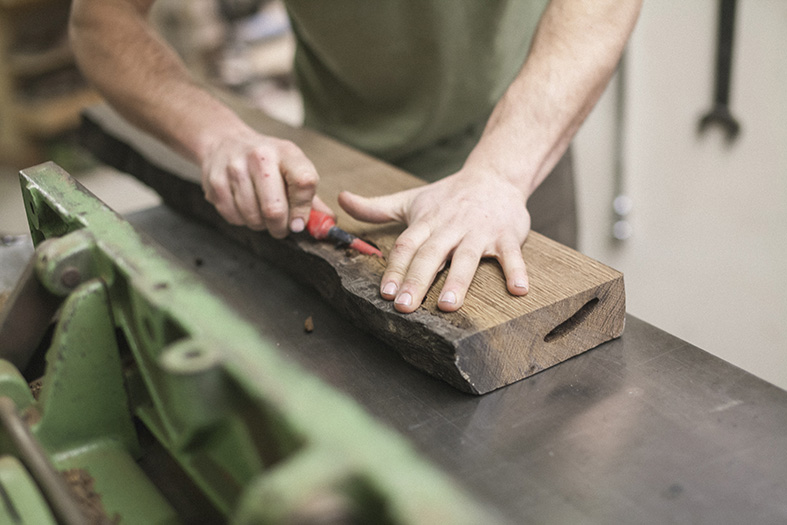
[
  {"xmin": 200, "ymin": 129, "xmax": 324, "ymax": 238},
  {"xmin": 70, "ymin": 0, "xmax": 329, "ymax": 239}
]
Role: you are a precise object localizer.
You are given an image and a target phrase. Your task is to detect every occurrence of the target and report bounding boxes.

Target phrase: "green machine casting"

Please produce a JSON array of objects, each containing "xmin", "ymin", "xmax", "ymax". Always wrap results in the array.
[{"xmin": 0, "ymin": 162, "xmax": 505, "ymax": 524}]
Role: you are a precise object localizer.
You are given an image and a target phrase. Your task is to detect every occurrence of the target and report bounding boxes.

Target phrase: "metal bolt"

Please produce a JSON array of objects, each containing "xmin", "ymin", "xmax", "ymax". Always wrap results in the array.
[{"xmin": 60, "ymin": 267, "xmax": 82, "ymax": 289}]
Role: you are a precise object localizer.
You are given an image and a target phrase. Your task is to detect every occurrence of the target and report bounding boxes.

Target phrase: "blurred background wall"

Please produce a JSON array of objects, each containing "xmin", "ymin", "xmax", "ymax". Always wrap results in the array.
[{"xmin": 573, "ymin": 0, "xmax": 787, "ymax": 389}]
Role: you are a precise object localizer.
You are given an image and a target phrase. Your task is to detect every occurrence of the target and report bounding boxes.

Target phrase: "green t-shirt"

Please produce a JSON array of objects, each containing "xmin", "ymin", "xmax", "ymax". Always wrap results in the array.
[{"xmin": 283, "ymin": 0, "xmax": 548, "ymax": 180}]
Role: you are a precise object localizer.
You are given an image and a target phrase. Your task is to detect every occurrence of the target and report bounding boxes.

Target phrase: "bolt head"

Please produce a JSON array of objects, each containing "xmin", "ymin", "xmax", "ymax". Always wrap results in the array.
[{"xmin": 60, "ymin": 267, "xmax": 82, "ymax": 288}]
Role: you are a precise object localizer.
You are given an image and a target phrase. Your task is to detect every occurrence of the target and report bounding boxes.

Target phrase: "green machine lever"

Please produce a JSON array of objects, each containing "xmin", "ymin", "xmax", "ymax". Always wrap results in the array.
[{"xmin": 0, "ymin": 162, "xmax": 507, "ymax": 524}]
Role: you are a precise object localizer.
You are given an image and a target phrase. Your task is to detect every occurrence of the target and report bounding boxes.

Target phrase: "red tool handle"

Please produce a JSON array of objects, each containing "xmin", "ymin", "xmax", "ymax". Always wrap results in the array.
[
  {"xmin": 306, "ymin": 208, "xmax": 383, "ymax": 257},
  {"xmin": 306, "ymin": 209, "xmax": 336, "ymax": 240}
]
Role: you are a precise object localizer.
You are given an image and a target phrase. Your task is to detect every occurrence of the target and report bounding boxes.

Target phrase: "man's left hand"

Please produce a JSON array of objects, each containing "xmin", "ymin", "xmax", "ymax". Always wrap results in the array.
[{"xmin": 338, "ymin": 169, "xmax": 531, "ymax": 313}]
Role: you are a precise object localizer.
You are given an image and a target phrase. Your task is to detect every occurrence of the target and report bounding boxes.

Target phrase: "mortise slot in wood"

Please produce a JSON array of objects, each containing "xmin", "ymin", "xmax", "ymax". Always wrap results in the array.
[{"xmin": 544, "ymin": 297, "xmax": 600, "ymax": 343}]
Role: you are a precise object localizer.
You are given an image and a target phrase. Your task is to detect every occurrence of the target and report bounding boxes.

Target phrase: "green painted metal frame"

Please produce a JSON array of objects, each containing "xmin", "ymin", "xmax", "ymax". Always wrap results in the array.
[{"xmin": 0, "ymin": 162, "xmax": 505, "ymax": 524}]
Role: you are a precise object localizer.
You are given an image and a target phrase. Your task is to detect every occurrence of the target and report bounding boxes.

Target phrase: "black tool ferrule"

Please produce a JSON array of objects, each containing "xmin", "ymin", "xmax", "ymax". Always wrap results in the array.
[{"xmin": 328, "ymin": 226, "xmax": 355, "ymax": 246}]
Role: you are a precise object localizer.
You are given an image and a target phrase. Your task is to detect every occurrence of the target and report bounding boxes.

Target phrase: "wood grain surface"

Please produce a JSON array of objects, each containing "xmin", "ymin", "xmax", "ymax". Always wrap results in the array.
[{"xmin": 79, "ymin": 97, "xmax": 625, "ymax": 394}]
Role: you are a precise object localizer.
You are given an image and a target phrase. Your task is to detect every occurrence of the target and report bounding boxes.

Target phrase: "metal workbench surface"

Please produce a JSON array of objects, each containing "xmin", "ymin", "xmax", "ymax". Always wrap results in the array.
[{"xmin": 4, "ymin": 206, "xmax": 787, "ymax": 524}]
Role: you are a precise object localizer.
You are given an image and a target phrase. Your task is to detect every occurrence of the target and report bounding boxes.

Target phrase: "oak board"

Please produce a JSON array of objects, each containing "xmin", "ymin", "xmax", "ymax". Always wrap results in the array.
[{"xmin": 79, "ymin": 99, "xmax": 625, "ymax": 394}]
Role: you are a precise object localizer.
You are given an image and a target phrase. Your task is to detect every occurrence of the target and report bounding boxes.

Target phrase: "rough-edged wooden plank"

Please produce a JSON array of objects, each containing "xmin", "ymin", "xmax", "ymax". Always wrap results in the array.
[{"xmin": 79, "ymin": 100, "xmax": 625, "ymax": 395}]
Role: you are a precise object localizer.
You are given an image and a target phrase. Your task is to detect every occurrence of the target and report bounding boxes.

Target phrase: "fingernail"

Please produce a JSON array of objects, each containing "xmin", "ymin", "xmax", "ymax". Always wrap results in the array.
[
  {"xmin": 291, "ymin": 217, "xmax": 305, "ymax": 233},
  {"xmin": 382, "ymin": 282, "xmax": 397, "ymax": 297},
  {"xmin": 395, "ymin": 292, "xmax": 412, "ymax": 307},
  {"xmin": 439, "ymin": 291, "xmax": 456, "ymax": 305},
  {"xmin": 514, "ymin": 279, "xmax": 529, "ymax": 292}
]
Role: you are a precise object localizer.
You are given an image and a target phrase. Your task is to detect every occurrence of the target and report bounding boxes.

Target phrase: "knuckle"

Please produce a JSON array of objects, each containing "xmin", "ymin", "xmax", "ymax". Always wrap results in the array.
[
  {"xmin": 405, "ymin": 266, "xmax": 442, "ymax": 289},
  {"xmin": 290, "ymin": 171, "xmax": 318, "ymax": 191},
  {"xmin": 401, "ymin": 277, "xmax": 429, "ymax": 291},
  {"xmin": 499, "ymin": 242, "xmax": 525, "ymax": 263},
  {"xmin": 226, "ymin": 161, "xmax": 246, "ymax": 184},
  {"xmin": 202, "ymin": 170, "xmax": 222, "ymax": 192},
  {"xmin": 237, "ymin": 206, "xmax": 263, "ymax": 227},
  {"xmin": 278, "ymin": 139, "xmax": 300, "ymax": 155},
  {"xmin": 446, "ymin": 271, "xmax": 473, "ymax": 291},
  {"xmin": 504, "ymin": 256, "xmax": 526, "ymax": 273},
  {"xmin": 382, "ymin": 267, "xmax": 407, "ymax": 283},
  {"xmin": 249, "ymin": 168, "xmax": 276, "ymax": 185},
  {"xmin": 453, "ymin": 241, "xmax": 482, "ymax": 261},
  {"xmin": 248, "ymin": 142, "xmax": 274, "ymax": 159},
  {"xmin": 392, "ymin": 236, "xmax": 419, "ymax": 254},
  {"xmin": 304, "ymin": 168, "xmax": 320, "ymax": 184},
  {"xmin": 414, "ymin": 242, "xmax": 444, "ymax": 261},
  {"xmin": 261, "ymin": 200, "xmax": 287, "ymax": 222},
  {"xmin": 204, "ymin": 182, "xmax": 228, "ymax": 205},
  {"xmin": 267, "ymin": 225, "xmax": 289, "ymax": 239}
]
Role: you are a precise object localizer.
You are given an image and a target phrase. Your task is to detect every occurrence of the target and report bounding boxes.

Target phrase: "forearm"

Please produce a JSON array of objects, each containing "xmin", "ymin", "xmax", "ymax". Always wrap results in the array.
[
  {"xmin": 70, "ymin": 0, "xmax": 321, "ymax": 237},
  {"xmin": 467, "ymin": 0, "xmax": 642, "ymax": 197},
  {"xmin": 69, "ymin": 0, "xmax": 252, "ymax": 163}
]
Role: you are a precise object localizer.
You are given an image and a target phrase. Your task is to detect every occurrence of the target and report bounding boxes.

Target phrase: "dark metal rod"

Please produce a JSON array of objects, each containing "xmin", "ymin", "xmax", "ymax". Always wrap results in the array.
[
  {"xmin": 714, "ymin": 0, "xmax": 737, "ymax": 106},
  {"xmin": 0, "ymin": 397, "xmax": 87, "ymax": 525}
]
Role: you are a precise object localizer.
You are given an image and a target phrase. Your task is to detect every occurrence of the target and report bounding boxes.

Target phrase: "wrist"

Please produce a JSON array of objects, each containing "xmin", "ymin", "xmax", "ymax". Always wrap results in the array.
[
  {"xmin": 190, "ymin": 108, "xmax": 258, "ymax": 163},
  {"xmin": 461, "ymin": 140, "xmax": 539, "ymax": 200}
]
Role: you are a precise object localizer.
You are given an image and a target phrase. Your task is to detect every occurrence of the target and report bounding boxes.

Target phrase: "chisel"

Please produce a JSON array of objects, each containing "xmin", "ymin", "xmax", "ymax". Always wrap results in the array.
[{"xmin": 306, "ymin": 209, "xmax": 383, "ymax": 257}]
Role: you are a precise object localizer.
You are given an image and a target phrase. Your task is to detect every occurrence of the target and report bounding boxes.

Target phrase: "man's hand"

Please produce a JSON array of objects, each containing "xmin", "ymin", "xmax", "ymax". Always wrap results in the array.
[
  {"xmin": 338, "ymin": 168, "xmax": 531, "ymax": 313},
  {"xmin": 200, "ymin": 130, "xmax": 323, "ymax": 238},
  {"xmin": 70, "ymin": 0, "xmax": 329, "ymax": 239},
  {"xmin": 339, "ymin": 0, "xmax": 641, "ymax": 314}
]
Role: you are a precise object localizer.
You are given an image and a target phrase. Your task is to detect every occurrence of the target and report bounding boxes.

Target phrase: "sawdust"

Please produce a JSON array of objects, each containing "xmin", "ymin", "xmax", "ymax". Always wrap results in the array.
[
  {"xmin": 62, "ymin": 468, "xmax": 121, "ymax": 525},
  {"xmin": 370, "ymin": 254, "xmax": 387, "ymax": 269},
  {"xmin": 29, "ymin": 379, "xmax": 43, "ymax": 400},
  {"xmin": 20, "ymin": 380, "xmax": 45, "ymax": 426}
]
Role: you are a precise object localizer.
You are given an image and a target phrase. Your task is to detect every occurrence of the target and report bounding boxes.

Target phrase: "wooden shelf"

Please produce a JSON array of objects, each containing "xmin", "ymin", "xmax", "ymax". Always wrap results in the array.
[
  {"xmin": 15, "ymin": 88, "xmax": 101, "ymax": 137},
  {"xmin": 0, "ymin": 0, "xmax": 47, "ymax": 7},
  {"xmin": 0, "ymin": 0, "xmax": 96, "ymax": 164},
  {"xmin": 9, "ymin": 40, "xmax": 74, "ymax": 77}
]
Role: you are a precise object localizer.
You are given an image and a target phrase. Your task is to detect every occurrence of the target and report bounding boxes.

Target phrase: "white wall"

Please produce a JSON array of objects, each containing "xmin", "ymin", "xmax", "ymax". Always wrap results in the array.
[{"xmin": 574, "ymin": 1, "xmax": 787, "ymax": 389}]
